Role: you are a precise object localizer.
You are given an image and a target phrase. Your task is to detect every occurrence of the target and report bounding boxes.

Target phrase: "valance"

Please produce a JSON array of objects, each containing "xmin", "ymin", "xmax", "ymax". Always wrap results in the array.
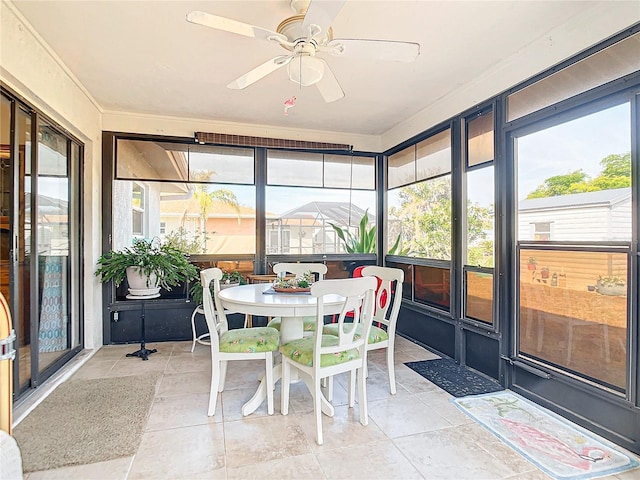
[{"xmin": 195, "ymin": 132, "xmax": 352, "ymax": 152}]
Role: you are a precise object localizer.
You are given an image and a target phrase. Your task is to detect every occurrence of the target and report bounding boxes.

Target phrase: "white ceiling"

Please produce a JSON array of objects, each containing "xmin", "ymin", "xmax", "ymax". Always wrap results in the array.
[{"xmin": 8, "ymin": 1, "xmax": 640, "ymax": 140}]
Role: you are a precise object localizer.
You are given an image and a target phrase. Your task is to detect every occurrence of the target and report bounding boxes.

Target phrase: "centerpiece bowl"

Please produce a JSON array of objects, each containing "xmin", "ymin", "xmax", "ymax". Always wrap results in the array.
[{"xmin": 272, "ymin": 270, "xmax": 314, "ymax": 293}]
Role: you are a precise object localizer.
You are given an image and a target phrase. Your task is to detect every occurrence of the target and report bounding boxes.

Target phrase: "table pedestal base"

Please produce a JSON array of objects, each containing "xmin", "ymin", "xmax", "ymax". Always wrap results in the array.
[{"xmin": 126, "ymin": 343, "xmax": 157, "ymax": 361}]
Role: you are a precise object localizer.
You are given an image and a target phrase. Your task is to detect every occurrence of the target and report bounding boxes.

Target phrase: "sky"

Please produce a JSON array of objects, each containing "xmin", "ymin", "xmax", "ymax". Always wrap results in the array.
[{"xmin": 516, "ymin": 102, "xmax": 630, "ymax": 200}]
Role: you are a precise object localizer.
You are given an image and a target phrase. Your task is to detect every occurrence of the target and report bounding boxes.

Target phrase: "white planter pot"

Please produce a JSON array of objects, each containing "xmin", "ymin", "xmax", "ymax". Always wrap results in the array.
[
  {"xmin": 596, "ymin": 281, "xmax": 626, "ymax": 296},
  {"xmin": 126, "ymin": 266, "xmax": 160, "ymax": 296}
]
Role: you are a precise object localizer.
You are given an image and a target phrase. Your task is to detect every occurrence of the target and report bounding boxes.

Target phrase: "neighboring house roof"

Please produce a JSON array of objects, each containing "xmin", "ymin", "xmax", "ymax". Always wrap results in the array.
[
  {"xmin": 273, "ymin": 202, "xmax": 374, "ymax": 226},
  {"xmin": 159, "ymin": 197, "xmax": 255, "ymax": 218},
  {"xmin": 519, "ymin": 188, "xmax": 631, "ymax": 212},
  {"xmin": 25, "ymin": 193, "xmax": 68, "ymax": 215}
]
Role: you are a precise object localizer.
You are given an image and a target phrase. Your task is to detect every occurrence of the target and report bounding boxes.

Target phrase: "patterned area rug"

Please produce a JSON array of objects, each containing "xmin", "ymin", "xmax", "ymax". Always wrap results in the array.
[
  {"xmin": 405, "ymin": 358, "xmax": 503, "ymax": 397},
  {"xmin": 453, "ymin": 391, "xmax": 639, "ymax": 480}
]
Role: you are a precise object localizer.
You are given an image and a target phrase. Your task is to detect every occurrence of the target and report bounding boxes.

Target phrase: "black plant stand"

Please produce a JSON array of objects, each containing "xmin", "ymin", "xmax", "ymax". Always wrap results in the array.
[{"xmin": 126, "ymin": 294, "xmax": 160, "ymax": 361}]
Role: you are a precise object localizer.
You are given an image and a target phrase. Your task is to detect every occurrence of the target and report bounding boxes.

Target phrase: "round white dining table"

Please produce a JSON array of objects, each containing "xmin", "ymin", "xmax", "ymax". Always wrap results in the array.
[{"xmin": 218, "ymin": 283, "xmax": 346, "ymax": 416}]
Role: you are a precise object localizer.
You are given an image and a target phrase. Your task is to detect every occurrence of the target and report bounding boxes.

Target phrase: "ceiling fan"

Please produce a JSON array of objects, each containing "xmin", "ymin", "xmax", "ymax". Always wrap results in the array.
[{"xmin": 186, "ymin": 0, "xmax": 420, "ymax": 103}]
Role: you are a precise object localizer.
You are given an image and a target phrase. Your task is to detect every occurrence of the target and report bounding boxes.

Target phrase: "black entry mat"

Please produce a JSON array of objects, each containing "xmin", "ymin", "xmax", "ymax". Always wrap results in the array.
[{"xmin": 405, "ymin": 358, "xmax": 503, "ymax": 397}]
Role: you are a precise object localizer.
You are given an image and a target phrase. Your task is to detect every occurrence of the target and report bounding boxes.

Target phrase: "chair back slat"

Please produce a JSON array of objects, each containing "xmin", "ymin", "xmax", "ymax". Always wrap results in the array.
[
  {"xmin": 361, "ymin": 266, "xmax": 404, "ymax": 330},
  {"xmin": 311, "ymin": 277, "xmax": 376, "ymax": 360},
  {"xmin": 200, "ymin": 268, "xmax": 229, "ymax": 349},
  {"xmin": 273, "ymin": 263, "xmax": 327, "ymax": 281}
]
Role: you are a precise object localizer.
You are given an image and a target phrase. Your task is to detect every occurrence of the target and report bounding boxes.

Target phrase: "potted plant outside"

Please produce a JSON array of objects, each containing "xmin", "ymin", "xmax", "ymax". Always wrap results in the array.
[
  {"xmin": 220, "ymin": 270, "xmax": 247, "ymax": 290},
  {"xmin": 540, "ymin": 266, "xmax": 550, "ymax": 279},
  {"xmin": 329, "ymin": 209, "xmax": 407, "ymax": 255},
  {"xmin": 596, "ymin": 275, "xmax": 626, "ymax": 296},
  {"xmin": 189, "ymin": 269, "xmax": 247, "ymax": 305},
  {"xmin": 95, "ymin": 238, "xmax": 198, "ymax": 297}
]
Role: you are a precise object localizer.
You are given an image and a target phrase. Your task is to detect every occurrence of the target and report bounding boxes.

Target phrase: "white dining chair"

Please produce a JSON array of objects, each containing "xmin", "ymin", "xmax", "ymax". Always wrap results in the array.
[
  {"xmin": 200, "ymin": 268, "xmax": 280, "ymax": 416},
  {"xmin": 267, "ymin": 263, "xmax": 328, "ymax": 333},
  {"xmin": 323, "ymin": 266, "xmax": 404, "ymax": 394},
  {"xmin": 280, "ymin": 276, "xmax": 377, "ymax": 445}
]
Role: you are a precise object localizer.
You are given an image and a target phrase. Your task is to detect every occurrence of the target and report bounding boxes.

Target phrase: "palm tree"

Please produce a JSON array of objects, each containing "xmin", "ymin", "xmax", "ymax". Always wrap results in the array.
[{"xmin": 186, "ymin": 171, "xmax": 241, "ymax": 252}]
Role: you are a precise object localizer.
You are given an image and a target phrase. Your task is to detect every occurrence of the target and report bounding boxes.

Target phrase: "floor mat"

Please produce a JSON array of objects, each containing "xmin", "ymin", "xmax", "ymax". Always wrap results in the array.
[
  {"xmin": 13, "ymin": 374, "xmax": 159, "ymax": 472},
  {"xmin": 405, "ymin": 358, "xmax": 503, "ymax": 397},
  {"xmin": 453, "ymin": 391, "xmax": 639, "ymax": 480}
]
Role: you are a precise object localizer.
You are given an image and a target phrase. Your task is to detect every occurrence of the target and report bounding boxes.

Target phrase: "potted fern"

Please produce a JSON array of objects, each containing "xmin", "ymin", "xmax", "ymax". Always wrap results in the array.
[{"xmin": 95, "ymin": 238, "xmax": 198, "ymax": 297}]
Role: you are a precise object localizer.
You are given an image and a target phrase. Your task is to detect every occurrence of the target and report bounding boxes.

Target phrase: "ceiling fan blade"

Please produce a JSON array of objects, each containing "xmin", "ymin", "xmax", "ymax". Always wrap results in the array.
[
  {"xmin": 186, "ymin": 11, "xmax": 287, "ymax": 43},
  {"xmin": 325, "ymin": 39, "xmax": 420, "ymax": 62},
  {"xmin": 315, "ymin": 60, "xmax": 344, "ymax": 103},
  {"xmin": 302, "ymin": 0, "xmax": 346, "ymax": 35},
  {"xmin": 227, "ymin": 56, "xmax": 292, "ymax": 90}
]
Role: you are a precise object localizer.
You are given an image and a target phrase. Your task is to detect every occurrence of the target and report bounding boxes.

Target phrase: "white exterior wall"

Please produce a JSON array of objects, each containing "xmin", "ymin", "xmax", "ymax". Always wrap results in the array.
[
  {"xmin": 0, "ymin": 1, "xmax": 103, "ymax": 349},
  {"xmin": 610, "ymin": 199, "xmax": 633, "ymax": 241},
  {"xmin": 518, "ymin": 200, "xmax": 632, "ymax": 242}
]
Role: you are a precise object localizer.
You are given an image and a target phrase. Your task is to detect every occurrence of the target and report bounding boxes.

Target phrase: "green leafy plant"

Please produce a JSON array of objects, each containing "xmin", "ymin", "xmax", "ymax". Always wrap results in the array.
[
  {"xmin": 330, "ymin": 209, "xmax": 407, "ymax": 255},
  {"xmin": 597, "ymin": 275, "xmax": 626, "ymax": 287},
  {"xmin": 189, "ymin": 268, "xmax": 246, "ymax": 305},
  {"xmin": 329, "ymin": 210, "xmax": 377, "ymax": 253},
  {"xmin": 95, "ymin": 237, "xmax": 198, "ymax": 290},
  {"xmin": 221, "ymin": 270, "xmax": 246, "ymax": 285}
]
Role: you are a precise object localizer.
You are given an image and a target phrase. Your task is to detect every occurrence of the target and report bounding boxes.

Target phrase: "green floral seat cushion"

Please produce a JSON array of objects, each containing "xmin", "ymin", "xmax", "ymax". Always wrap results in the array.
[
  {"xmin": 322, "ymin": 323, "xmax": 388, "ymax": 344},
  {"xmin": 219, "ymin": 327, "xmax": 279, "ymax": 353},
  {"xmin": 280, "ymin": 335, "xmax": 360, "ymax": 367},
  {"xmin": 267, "ymin": 316, "xmax": 318, "ymax": 332}
]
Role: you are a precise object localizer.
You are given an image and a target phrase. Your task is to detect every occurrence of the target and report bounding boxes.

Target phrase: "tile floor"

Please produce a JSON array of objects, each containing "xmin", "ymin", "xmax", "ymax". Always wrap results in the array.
[{"xmin": 18, "ymin": 336, "xmax": 640, "ymax": 480}]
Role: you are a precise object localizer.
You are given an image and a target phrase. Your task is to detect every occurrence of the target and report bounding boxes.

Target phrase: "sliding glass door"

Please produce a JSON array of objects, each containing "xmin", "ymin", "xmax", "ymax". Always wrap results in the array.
[{"xmin": 1, "ymin": 88, "xmax": 83, "ymax": 399}]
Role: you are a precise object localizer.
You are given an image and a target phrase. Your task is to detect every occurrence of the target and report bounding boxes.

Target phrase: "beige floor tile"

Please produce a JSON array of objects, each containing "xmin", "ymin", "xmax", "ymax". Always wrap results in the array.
[
  {"xmin": 219, "ymin": 359, "xmax": 268, "ymax": 391},
  {"xmin": 171, "ymin": 340, "xmax": 202, "ymax": 354},
  {"xmin": 156, "ymin": 370, "xmax": 211, "ymax": 397},
  {"xmin": 224, "ymin": 414, "xmax": 311, "ymax": 468},
  {"xmin": 68, "ymin": 359, "xmax": 116, "ymax": 380},
  {"xmin": 145, "ymin": 392, "xmax": 220, "ymax": 431},
  {"xmin": 414, "ymin": 390, "xmax": 475, "ymax": 426},
  {"xmin": 164, "ymin": 351, "xmax": 210, "ymax": 374},
  {"xmin": 220, "ymin": 384, "xmax": 281, "ymax": 420},
  {"xmin": 393, "ymin": 423, "xmax": 518, "ymax": 479},
  {"xmin": 392, "ymin": 363, "xmax": 439, "ymax": 394},
  {"xmin": 503, "ymin": 469, "xmax": 554, "ymax": 479},
  {"xmin": 316, "ymin": 440, "xmax": 423, "ymax": 479},
  {"xmin": 296, "ymin": 404, "xmax": 388, "ymax": 451},
  {"xmin": 89, "ymin": 345, "xmax": 133, "ymax": 360},
  {"xmin": 415, "ymin": 386, "xmax": 455, "ymax": 405},
  {"xmin": 107, "ymin": 356, "xmax": 169, "ymax": 377},
  {"xmin": 368, "ymin": 394, "xmax": 452, "ymax": 438},
  {"xmin": 613, "ymin": 466, "xmax": 640, "ymax": 479},
  {"xmin": 227, "ymin": 453, "xmax": 326, "ymax": 480},
  {"xmin": 26, "ymin": 456, "xmax": 133, "ymax": 480},
  {"xmin": 398, "ymin": 347, "xmax": 439, "ymax": 362},
  {"xmin": 128, "ymin": 424, "xmax": 225, "ymax": 479},
  {"xmin": 285, "ymin": 380, "xmax": 318, "ymax": 414},
  {"xmin": 389, "ymin": 349, "xmax": 432, "ymax": 365}
]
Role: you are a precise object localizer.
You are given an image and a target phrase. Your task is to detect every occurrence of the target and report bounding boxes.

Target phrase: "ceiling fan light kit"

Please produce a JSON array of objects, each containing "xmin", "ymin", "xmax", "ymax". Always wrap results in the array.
[
  {"xmin": 288, "ymin": 55, "xmax": 325, "ymax": 86},
  {"xmin": 186, "ymin": 0, "xmax": 420, "ymax": 103}
]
